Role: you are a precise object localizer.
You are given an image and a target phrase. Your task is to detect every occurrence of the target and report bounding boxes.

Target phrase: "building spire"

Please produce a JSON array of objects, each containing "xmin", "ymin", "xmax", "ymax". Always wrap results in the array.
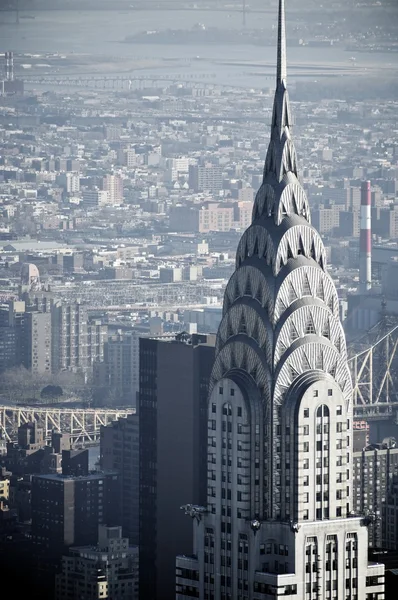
[{"xmin": 277, "ymin": 0, "xmax": 287, "ymax": 85}]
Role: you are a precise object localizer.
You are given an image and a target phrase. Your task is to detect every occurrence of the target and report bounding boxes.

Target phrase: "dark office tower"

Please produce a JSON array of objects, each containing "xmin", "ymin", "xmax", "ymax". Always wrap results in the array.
[
  {"xmin": 100, "ymin": 413, "xmax": 139, "ymax": 545},
  {"xmin": 176, "ymin": 2, "xmax": 385, "ymax": 599},
  {"xmin": 353, "ymin": 441, "xmax": 398, "ymax": 548},
  {"xmin": 31, "ymin": 471, "xmax": 120, "ymax": 590},
  {"xmin": 139, "ymin": 332, "xmax": 215, "ymax": 600}
]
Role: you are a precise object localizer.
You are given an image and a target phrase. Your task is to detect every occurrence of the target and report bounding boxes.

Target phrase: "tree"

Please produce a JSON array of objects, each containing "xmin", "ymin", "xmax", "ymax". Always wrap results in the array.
[{"xmin": 40, "ymin": 385, "xmax": 63, "ymax": 400}]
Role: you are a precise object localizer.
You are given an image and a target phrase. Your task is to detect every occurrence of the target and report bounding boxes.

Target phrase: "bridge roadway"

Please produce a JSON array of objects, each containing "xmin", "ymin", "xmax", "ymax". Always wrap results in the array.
[
  {"xmin": 0, "ymin": 405, "xmax": 132, "ymax": 445},
  {"xmin": 22, "ymin": 72, "xmax": 263, "ymax": 91}
]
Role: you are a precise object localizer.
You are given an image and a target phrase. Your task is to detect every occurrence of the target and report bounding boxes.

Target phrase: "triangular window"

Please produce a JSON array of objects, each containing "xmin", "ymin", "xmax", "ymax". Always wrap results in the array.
[
  {"xmin": 299, "ymin": 236, "xmax": 306, "ymax": 256},
  {"xmin": 245, "ymin": 276, "xmax": 252, "ymax": 297},
  {"xmin": 322, "ymin": 320, "xmax": 330, "ymax": 340},
  {"xmin": 303, "ymin": 274, "xmax": 312, "ymax": 296},
  {"xmin": 253, "ymin": 238, "xmax": 259, "ymax": 258},
  {"xmin": 310, "ymin": 240, "xmax": 317, "ymax": 260},
  {"xmin": 305, "ymin": 315, "xmax": 316, "ymax": 335},
  {"xmin": 290, "ymin": 321, "xmax": 300, "ymax": 341},
  {"xmin": 302, "ymin": 352, "xmax": 312, "ymax": 371},
  {"xmin": 289, "ymin": 282, "xmax": 297, "ymax": 304},
  {"xmin": 315, "ymin": 352, "xmax": 323, "ymax": 370},
  {"xmin": 317, "ymin": 279, "xmax": 325, "ymax": 301},
  {"xmin": 238, "ymin": 312, "xmax": 247, "ymax": 335}
]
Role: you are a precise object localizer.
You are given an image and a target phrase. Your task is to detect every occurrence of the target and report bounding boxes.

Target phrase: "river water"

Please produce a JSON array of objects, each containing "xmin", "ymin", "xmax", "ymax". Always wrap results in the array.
[{"xmin": 0, "ymin": 9, "xmax": 396, "ymax": 88}]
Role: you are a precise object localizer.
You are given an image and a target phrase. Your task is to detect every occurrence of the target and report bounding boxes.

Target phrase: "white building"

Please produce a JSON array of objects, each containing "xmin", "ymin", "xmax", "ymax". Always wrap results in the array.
[
  {"xmin": 102, "ymin": 174, "xmax": 124, "ymax": 205},
  {"xmin": 176, "ymin": 2, "xmax": 385, "ymax": 599}
]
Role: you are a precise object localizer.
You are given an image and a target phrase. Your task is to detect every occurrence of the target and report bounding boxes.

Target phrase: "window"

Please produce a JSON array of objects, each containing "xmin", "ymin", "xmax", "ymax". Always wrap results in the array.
[
  {"xmin": 212, "ymin": 403, "xmax": 216, "ymax": 413},
  {"xmin": 303, "ymin": 425, "xmax": 310, "ymax": 435},
  {"xmin": 230, "ymin": 388, "xmax": 235, "ymax": 396},
  {"xmin": 328, "ymin": 389, "xmax": 333, "ymax": 396},
  {"xmin": 337, "ymin": 405, "xmax": 342, "ymax": 415},
  {"xmin": 304, "ymin": 408, "xmax": 309, "ymax": 418},
  {"xmin": 337, "ymin": 422, "xmax": 343, "ymax": 433},
  {"xmin": 219, "ymin": 386, "xmax": 223, "ymax": 395},
  {"xmin": 313, "ymin": 390, "xmax": 319, "ymax": 397}
]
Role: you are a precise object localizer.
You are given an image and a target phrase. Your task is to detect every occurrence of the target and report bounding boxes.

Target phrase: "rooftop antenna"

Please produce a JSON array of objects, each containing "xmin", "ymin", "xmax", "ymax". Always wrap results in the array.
[{"xmin": 277, "ymin": 0, "xmax": 287, "ymax": 86}]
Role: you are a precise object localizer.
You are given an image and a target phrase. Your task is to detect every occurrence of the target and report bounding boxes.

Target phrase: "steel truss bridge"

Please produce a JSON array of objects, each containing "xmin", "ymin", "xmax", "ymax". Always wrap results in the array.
[
  {"xmin": 23, "ymin": 73, "xmax": 226, "ymax": 91},
  {"xmin": 1, "ymin": 321, "xmax": 397, "ymax": 444},
  {"xmin": 348, "ymin": 321, "xmax": 398, "ymax": 421},
  {"xmin": 0, "ymin": 406, "xmax": 131, "ymax": 445}
]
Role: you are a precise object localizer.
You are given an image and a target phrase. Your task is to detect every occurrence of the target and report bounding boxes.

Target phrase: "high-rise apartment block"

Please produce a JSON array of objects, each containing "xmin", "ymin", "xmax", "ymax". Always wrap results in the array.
[
  {"xmin": 56, "ymin": 172, "xmax": 80, "ymax": 194},
  {"xmin": 52, "ymin": 301, "xmax": 88, "ymax": 372},
  {"xmin": 22, "ymin": 311, "xmax": 51, "ymax": 374},
  {"xmin": 102, "ymin": 174, "xmax": 124, "ymax": 205},
  {"xmin": 353, "ymin": 442, "xmax": 398, "ymax": 547},
  {"xmin": 189, "ymin": 164, "xmax": 223, "ymax": 193},
  {"xmin": 170, "ymin": 203, "xmax": 234, "ymax": 233},
  {"xmin": 55, "ymin": 525, "xmax": 139, "ymax": 600},
  {"xmin": 176, "ymin": 3, "xmax": 385, "ymax": 599},
  {"xmin": 100, "ymin": 413, "xmax": 139, "ymax": 546},
  {"xmin": 82, "ymin": 189, "xmax": 109, "ymax": 209},
  {"xmin": 139, "ymin": 332, "xmax": 215, "ymax": 600},
  {"xmin": 0, "ymin": 296, "xmax": 107, "ymax": 377}
]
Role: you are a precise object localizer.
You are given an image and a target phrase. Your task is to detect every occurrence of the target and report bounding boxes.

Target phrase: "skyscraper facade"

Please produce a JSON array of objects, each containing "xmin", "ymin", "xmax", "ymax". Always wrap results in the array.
[
  {"xmin": 139, "ymin": 332, "xmax": 215, "ymax": 600},
  {"xmin": 176, "ymin": 2, "xmax": 385, "ymax": 599}
]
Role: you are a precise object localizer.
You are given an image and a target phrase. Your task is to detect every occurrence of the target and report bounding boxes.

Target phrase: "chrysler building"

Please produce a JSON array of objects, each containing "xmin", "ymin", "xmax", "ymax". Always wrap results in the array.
[{"xmin": 176, "ymin": 1, "xmax": 385, "ymax": 599}]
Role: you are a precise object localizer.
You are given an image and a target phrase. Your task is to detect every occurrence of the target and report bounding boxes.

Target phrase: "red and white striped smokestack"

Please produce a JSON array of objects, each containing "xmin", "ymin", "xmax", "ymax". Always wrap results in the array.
[
  {"xmin": 5, "ymin": 52, "xmax": 14, "ymax": 82},
  {"xmin": 359, "ymin": 180, "xmax": 371, "ymax": 294}
]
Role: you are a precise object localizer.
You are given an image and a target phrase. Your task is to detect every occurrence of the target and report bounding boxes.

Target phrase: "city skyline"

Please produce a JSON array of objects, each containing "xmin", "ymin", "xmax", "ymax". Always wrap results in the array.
[{"xmin": 0, "ymin": 1, "xmax": 397, "ymax": 599}]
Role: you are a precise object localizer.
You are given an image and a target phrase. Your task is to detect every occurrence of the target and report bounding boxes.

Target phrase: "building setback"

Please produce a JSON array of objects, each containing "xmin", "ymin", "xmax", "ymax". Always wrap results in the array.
[
  {"xmin": 139, "ymin": 332, "xmax": 215, "ymax": 600},
  {"xmin": 176, "ymin": 2, "xmax": 385, "ymax": 599}
]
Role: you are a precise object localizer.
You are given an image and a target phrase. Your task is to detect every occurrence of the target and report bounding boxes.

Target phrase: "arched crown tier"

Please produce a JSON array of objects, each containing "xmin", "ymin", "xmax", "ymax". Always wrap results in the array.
[{"xmin": 236, "ymin": 214, "xmax": 326, "ymax": 275}]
